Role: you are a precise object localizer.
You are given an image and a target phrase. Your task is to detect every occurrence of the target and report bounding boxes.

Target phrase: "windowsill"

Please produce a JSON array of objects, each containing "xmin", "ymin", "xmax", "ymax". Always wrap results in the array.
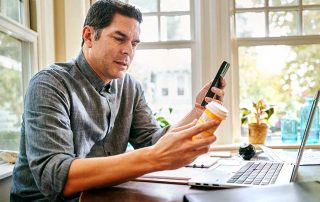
[
  {"xmin": 241, "ymin": 136, "xmax": 320, "ymax": 149},
  {"xmin": 0, "ymin": 161, "xmax": 14, "ymax": 180},
  {"xmin": 211, "ymin": 142, "xmax": 320, "ymax": 151}
]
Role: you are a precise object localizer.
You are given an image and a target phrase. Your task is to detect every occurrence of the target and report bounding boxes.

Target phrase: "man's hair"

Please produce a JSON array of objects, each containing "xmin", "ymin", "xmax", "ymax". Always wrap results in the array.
[{"xmin": 81, "ymin": 0, "xmax": 142, "ymax": 46}]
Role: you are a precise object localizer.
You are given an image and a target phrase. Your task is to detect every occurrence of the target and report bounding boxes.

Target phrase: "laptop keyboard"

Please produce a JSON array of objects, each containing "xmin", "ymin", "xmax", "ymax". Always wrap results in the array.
[{"xmin": 227, "ymin": 162, "xmax": 284, "ymax": 185}]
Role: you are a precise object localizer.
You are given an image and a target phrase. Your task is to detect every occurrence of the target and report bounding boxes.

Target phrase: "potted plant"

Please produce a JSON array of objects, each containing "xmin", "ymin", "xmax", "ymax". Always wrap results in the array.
[{"xmin": 241, "ymin": 99, "xmax": 274, "ymax": 144}]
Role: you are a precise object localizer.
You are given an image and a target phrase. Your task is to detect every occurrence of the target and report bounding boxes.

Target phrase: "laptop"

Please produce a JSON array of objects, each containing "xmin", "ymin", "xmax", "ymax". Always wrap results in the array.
[{"xmin": 188, "ymin": 90, "xmax": 320, "ymax": 188}]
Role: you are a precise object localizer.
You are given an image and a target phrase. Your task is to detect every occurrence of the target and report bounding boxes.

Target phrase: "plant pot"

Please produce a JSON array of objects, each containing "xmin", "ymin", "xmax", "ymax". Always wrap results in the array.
[{"xmin": 248, "ymin": 123, "xmax": 268, "ymax": 144}]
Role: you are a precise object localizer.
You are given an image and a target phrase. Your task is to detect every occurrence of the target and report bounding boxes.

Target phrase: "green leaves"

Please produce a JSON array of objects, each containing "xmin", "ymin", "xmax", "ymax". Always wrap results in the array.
[
  {"xmin": 154, "ymin": 107, "xmax": 173, "ymax": 128},
  {"xmin": 241, "ymin": 99, "xmax": 274, "ymax": 125},
  {"xmin": 156, "ymin": 116, "xmax": 170, "ymax": 128},
  {"xmin": 265, "ymin": 107, "xmax": 274, "ymax": 121},
  {"xmin": 240, "ymin": 107, "xmax": 251, "ymax": 125}
]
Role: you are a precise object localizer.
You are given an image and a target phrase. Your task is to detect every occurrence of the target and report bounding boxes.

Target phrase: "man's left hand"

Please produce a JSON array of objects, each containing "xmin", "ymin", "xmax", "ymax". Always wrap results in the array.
[{"xmin": 195, "ymin": 76, "xmax": 226, "ymax": 110}]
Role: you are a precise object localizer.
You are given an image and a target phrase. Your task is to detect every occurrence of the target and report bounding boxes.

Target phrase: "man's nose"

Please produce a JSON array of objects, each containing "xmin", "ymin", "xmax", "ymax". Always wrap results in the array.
[{"xmin": 121, "ymin": 42, "xmax": 133, "ymax": 55}]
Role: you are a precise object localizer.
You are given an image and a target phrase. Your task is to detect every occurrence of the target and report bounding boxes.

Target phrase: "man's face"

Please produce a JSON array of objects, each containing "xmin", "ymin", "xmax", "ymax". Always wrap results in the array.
[{"xmin": 83, "ymin": 13, "xmax": 141, "ymax": 83}]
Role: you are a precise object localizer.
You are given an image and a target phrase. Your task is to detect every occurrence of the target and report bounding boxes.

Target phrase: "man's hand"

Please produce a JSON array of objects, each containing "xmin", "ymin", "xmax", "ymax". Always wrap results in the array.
[
  {"xmin": 195, "ymin": 76, "xmax": 226, "ymax": 109},
  {"xmin": 173, "ymin": 77, "xmax": 226, "ymax": 127},
  {"xmin": 149, "ymin": 119, "xmax": 219, "ymax": 171}
]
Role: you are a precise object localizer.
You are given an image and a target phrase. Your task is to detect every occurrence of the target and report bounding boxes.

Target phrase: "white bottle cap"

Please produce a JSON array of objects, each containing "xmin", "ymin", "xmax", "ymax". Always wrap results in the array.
[{"xmin": 205, "ymin": 101, "xmax": 228, "ymax": 120}]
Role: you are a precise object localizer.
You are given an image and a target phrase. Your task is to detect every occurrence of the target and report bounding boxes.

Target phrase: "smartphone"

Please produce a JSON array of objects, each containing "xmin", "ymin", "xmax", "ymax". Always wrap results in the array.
[{"xmin": 201, "ymin": 61, "xmax": 230, "ymax": 106}]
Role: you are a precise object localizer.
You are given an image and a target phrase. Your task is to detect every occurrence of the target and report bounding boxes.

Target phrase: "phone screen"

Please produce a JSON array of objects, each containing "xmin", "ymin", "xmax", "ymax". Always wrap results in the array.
[{"xmin": 201, "ymin": 61, "xmax": 230, "ymax": 106}]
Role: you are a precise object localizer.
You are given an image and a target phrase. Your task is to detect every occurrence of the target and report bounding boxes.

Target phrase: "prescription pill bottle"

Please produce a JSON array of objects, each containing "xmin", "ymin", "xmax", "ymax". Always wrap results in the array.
[{"xmin": 193, "ymin": 101, "xmax": 228, "ymax": 140}]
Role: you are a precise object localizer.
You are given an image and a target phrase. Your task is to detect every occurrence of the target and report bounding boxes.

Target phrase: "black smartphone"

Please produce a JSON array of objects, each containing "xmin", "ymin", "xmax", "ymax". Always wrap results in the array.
[{"xmin": 201, "ymin": 61, "xmax": 230, "ymax": 106}]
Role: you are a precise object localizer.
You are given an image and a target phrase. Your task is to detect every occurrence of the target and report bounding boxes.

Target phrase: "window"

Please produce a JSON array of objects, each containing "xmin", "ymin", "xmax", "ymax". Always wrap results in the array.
[
  {"xmin": 0, "ymin": 32, "xmax": 23, "ymax": 151},
  {"xmin": 233, "ymin": 0, "xmax": 320, "ymax": 145},
  {"xmin": 162, "ymin": 88, "xmax": 169, "ymax": 96},
  {"xmin": 0, "ymin": 1, "xmax": 37, "ymax": 151},
  {"xmin": 123, "ymin": 0, "xmax": 194, "ymax": 123},
  {"xmin": 1, "ymin": 0, "xmax": 24, "ymax": 23}
]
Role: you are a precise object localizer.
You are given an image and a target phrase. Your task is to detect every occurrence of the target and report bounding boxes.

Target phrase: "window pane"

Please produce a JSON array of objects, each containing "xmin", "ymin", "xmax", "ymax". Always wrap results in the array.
[
  {"xmin": 235, "ymin": 0, "xmax": 264, "ymax": 8},
  {"xmin": 4, "ymin": 0, "xmax": 22, "ymax": 23},
  {"xmin": 140, "ymin": 16, "xmax": 158, "ymax": 42},
  {"xmin": 303, "ymin": 0, "xmax": 320, "ymax": 4},
  {"xmin": 161, "ymin": 0, "xmax": 190, "ymax": 12},
  {"xmin": 269, "ymin": 11, "xmax": 298, "ymax": 36},
  {"xmin": 129, "ymin": 49, "xmax": 192, "ymax": 123},
  {"xmin": 0, "ymin": 32, "xmax": 23, "ymax": 151},
  {"xmin": 236, "ymin": 12, "xmax": 265, "ymax": 37},
  {"xmin": 239, "ymin": 45, "xmax": 320, "ymax": 144},
  {"xmin": 160, "ymin": 15, "xmax": 190, "ymax": 41},
  {"xmin": 303, "ymin": 10, "xmax": 320, "ymax": 35},
  {"xmin": 128, "ymin": 0, "xmax": 157, "ymax": 13},
  {"xmin": 269, "ymin": 0, "xmax": 298, "ymax": 6}
]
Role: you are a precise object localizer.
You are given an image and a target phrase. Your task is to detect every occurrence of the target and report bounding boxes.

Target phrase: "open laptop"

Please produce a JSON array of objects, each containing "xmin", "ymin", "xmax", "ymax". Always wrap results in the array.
[{"xmin": 188, "ymin": 90, "xmax": 320, "ymax": 188}]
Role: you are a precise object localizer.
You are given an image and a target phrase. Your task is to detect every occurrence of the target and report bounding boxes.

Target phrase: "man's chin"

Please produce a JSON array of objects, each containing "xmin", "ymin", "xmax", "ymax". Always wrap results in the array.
[{"xmin": 113, "ymin": 72, "xmax": 126, "ymax": 79}]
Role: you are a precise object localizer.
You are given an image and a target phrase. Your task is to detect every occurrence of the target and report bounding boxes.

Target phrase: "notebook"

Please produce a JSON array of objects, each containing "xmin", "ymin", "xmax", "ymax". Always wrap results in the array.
[{"xmin": 188, "ymin": 90, "xmax": 320, "ymax": 188}]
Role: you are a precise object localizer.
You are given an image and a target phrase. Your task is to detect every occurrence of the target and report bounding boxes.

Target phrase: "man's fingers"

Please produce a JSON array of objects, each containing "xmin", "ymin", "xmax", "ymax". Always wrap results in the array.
[
  {"xmin": 189, "ymin": 146, "xmax": 211, "ymax": 158},
  {"xmin": 192, "ymin": 135, "xmax": 216, "ymax": 148},
  {"xmin": 194, "ymin": 103, "xmax": 205, "ymax": 110},
  {"xmin": 170, "ymin": 119, "xmax": 197, "ymax": 132},
  {"xmin": 203, "ymin": 81, "xmax": 212, "ymax": 90},
  {"xmin": 212, "ymin": 87, "xmax": 225, "ymax": 98},
  {"xmin": 179, "ymin": 120, "xmax": 220, "ymax": 139},
  {"xmin": 219, "ymin": 76, "xmax": 226, "ymax": 89},
  {"xmin": 205, "ymin": 97, "xmax": 223, "ymax": 105}
]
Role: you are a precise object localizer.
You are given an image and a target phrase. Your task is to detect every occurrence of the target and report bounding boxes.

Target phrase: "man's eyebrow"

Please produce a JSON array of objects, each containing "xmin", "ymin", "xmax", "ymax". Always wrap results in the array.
[
  {"xmin": 114, "ymin": 31, "xmax": 140, "ymax": 44},
  {"xmin": 114, "ymin": 31, "xmax": 127, "ymax": 38}
]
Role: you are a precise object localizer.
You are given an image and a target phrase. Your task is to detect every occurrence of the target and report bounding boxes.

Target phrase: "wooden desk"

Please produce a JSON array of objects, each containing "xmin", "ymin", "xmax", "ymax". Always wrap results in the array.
[
  {"xmin": 80, "ymin": 152, "xmax": 320, "ymax": 202},
  {"xmin": 80, "ymin": 181, "xmax": 212, "ymax": 202}
]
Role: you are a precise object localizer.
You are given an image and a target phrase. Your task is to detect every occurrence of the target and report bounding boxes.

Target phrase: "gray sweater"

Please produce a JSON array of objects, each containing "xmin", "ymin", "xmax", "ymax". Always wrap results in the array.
[{"xmin": 11, "ymin": 51, "xmax": 168, "ymax": 201}]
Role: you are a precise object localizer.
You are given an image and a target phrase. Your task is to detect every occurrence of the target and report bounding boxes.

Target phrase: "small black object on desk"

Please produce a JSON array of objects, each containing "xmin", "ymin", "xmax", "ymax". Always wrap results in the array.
[{"xmin": 239, "ymin": 143, "xmax": 256, "ymax": 160}]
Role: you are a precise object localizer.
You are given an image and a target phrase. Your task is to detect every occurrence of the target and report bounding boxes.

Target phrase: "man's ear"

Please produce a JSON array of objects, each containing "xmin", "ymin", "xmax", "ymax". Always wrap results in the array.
[{"xmin": 82, "ymin": 26, "xmax": 94, "ymax": 48}]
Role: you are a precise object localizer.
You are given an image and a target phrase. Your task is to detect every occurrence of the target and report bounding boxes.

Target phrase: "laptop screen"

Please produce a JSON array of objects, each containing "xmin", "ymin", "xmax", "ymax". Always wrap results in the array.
[{"xmin": 291, "ymin": 90, "xmax": 320, "ymax": 181}]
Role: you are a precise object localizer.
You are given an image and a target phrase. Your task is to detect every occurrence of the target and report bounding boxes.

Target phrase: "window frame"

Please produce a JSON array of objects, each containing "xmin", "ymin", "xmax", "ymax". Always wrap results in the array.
[
  {"xmin": 0, "ymin": 15, "xmax": 38, "ymax": 99},
  {"xmin": 0, "ymin": 2, "xmax": 38, "ymax": 153},
  {"xmin": 130, "ymin": 0, "xmax": 236, "ymax": 144},
  {"xmin": 121, "ymin": 0, "xmax": 201, "ymax": 117},
  {"xmin": 231, "ymin": 0, "xmax": 320, "ymax": 145},
  {"xmin": 133, "ymin": 0, "xmax": 198, "ymax": 97},
  {"xmin": 195, "ymin": 0, "xmax": 235, "ymax": 144}
]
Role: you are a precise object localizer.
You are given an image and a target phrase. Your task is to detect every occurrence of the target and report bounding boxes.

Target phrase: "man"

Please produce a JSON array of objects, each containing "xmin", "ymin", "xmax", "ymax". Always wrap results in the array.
[{"xmin": 11, "ymin": 0, "xmax": 226, "ymax": 201}]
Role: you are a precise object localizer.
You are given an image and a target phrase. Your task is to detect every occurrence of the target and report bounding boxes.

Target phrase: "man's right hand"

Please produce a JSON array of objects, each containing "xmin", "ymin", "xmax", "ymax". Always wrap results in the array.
[
  {"xmin": 64, "ymin": 120, "xmax": 218, "ymax": 197},
  {"xmin": 148, "ymin": 119, "xmax": 219, "ymax": 171}
]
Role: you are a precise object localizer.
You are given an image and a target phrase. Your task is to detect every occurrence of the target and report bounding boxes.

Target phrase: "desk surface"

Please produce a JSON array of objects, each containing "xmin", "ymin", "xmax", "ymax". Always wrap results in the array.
[{"xmin": 80, "ymin": 151, "xmax": 320, "ymax": 202}]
